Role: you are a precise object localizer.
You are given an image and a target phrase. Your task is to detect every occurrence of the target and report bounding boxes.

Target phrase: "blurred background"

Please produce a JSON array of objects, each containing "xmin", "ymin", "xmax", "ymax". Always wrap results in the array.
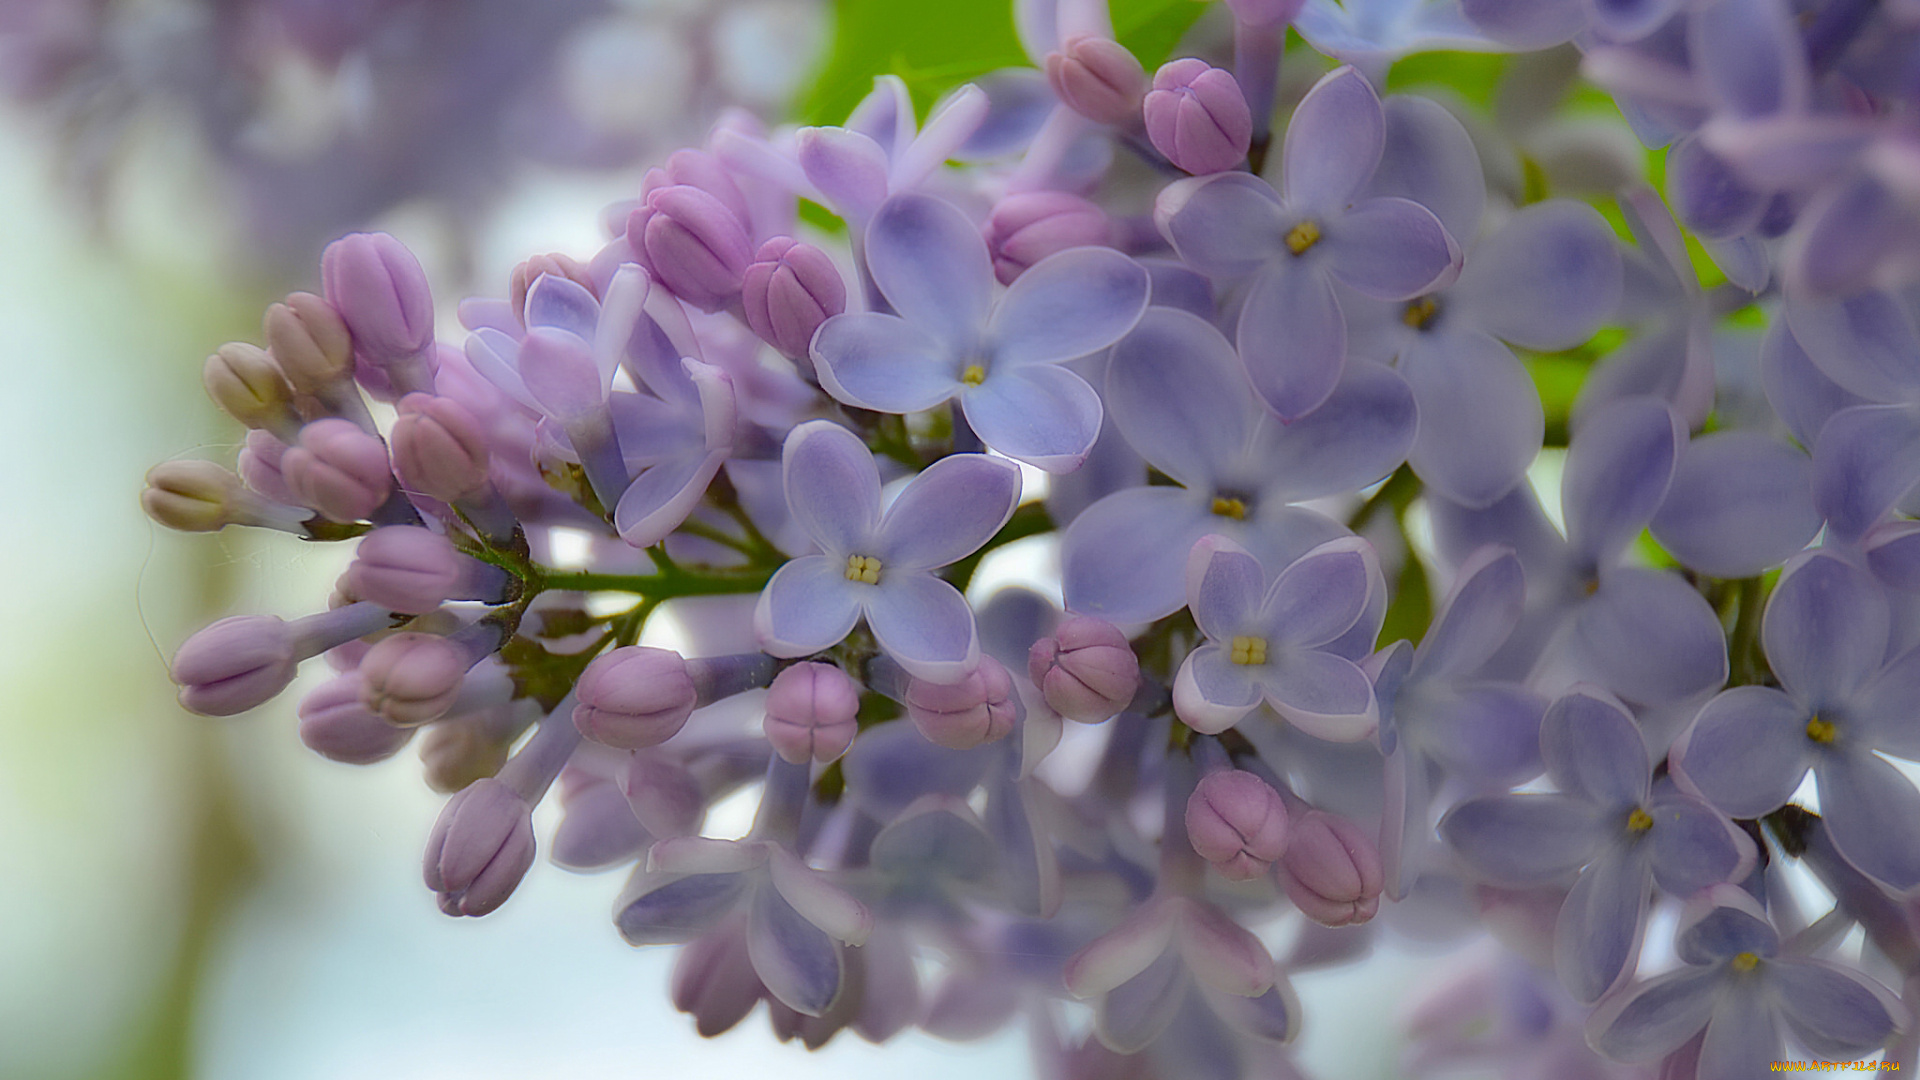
[{"xmin": 0, "ymin": 2, "xmax": 1449, "ymax": 1077}]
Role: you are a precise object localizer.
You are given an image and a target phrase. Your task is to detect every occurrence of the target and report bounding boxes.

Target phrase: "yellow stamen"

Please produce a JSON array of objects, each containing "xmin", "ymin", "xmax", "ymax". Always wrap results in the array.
[
  {"xmin": 1229, "ymin": 636, "xmax": 1268, "ymax": 666},
  {"xmin": 1285, "ymin": 220, "xmax": 1322, "ymax": 256},
  {"xmin": 1626, "ymin": 807, "xmax": 1655, "ymax": 834},
  {"xmin": 1806, "ymin": 715, "xmax": 1837, "ymax": 744},
  {"xmin": 1211, "ymin": 496, "xmax": 1247, "ymax": 520},
  {"xmin": 1730, "ymin": 951, "xmax": 1760, "ymax": 973},
  {"xmin": 960, "ymin": 364, "xmax": 986, "ymax": 387},
  {"xmin": 844, "ymin": 554, "xmax": 882, "ymax": 585},
  {"xmin": 1402, "ymin": 297, "xmax": 1439, "ymax": 329}
]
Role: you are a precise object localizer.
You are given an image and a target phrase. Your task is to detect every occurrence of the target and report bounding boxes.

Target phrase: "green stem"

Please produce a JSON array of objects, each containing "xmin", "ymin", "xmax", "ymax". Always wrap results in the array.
[
  {"xmin": 1346, "ymin": 465, "xmax": 1420, "ymax": 533},
  {"xmin": 537, "ymin": 567, "xmax": 775, "ymax": 598},
  {"xmin": 1729, "ymin": 575, "xmax": 1770, "ymax": 686}
]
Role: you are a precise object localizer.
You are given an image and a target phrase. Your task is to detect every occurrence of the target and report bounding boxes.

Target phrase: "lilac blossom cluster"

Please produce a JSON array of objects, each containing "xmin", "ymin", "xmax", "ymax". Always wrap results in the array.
[{"xmin": 144, "ymin": 0, "xmax": 1920, "ymax": 1075}]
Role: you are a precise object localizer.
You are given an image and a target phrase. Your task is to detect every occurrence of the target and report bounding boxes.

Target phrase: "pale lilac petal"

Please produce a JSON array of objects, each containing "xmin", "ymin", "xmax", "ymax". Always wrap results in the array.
[
  {"xmin": 1176, "ymin": 899, "xmax": 1275, "ymax": 997},
  {"xmin": 1650, "ymin": 431, "xmax": 1819, "ymax": 579},
  {"xmin": 519, "ymin": 327, "xmax": 605, "ymax": 422},
  {"xmin": 988, "ymin": 247, "xmax": 1150, "ymax": 367},
  {"xmin": 1203, "ymin": 981, "xmax": 1300, "ymax": 1043},
  {"xmin": 1369, "ymin": 95, "xmax": 1485, "ymax": 244},
  {"xmin": 1257, "ymin": 650, "xmax": 1378, "ymax": 740},
  {"xmin": 1253, "ymin": 358, "xmax": 1418, "ymax": 500},
  {"xmin": 1095, "ymin": 951, "xmax": 1187, "ymax": 1053},
  {"xmin": 768, "ymin": 848, "xmax": 872, "ymax": 945},
  {"xmin": 1428, "ymin": 482, "xmax": 1570, "ymax": 587},
  {"xmin": 1416, "ymin": 683, "xmax": 1547, "ymax": 787},
  {"xmin": 893, "ymin": 84, "xmax": 989, "ymax": 191},
  {"xmin": 1666, "ymin": 137, "xmax": 1766, "ymax": 240},
  {"xmin": 1670, "ymin": 686, "xmax": 1813, "ymax": 819},
  {"xmin": 1587, "ymin": 967, "xmax": 1720, "ymax": 1062},
  {"xmin": 1696, "ymin": 987, "xmax": 1781, "ymax": 1080},
  {"xmin": 1817, "ymin": 750, "xmax": 1920, "ymax": 891},
  {"xmin": 878, "ymin": 452, "xmax": 1021, "ymax": 572},
  {"xmin": 1676, "ymin": 887, "xmax": 1777, "ymax": 962},
  {"xmin": 1760, "ymin": 320, "xmax": 1868, "ymax": 450},
  {"xmin": 1688, "ymin": 0, "xmax": 1806, "ymax": 117},
  {"xmin": 1260, "ymin": 541, "xmax": 1370, "ymax": 649},
  {"xmin": 867, "ymin": 798, "xmax": 997, "ymax": 882},
  {"xmin": 1459, "ymin": 0, "xmax": 1586, "ymax": 48},
  {"xmin": 648, "ymin": 836, "xmax": 767, "ymax": 875},
  {"xmin": 1174, "ymin": 645, "xmax": 1263, "ymax": 734},
  {"xmin": 1063, "ymin": 902, "xmax": 1179, "ymax": 998},
  {"xmin": 614, "ymin": 871, "xmax": 749, "ymax": 944},
  {"xmin": 1646, "ymin": 793, "xmax": 1753, "ymax": 896},
  {"xmin": 1771, "ymin": 958, "xmax": 1907, "ymax": 1059},
  {"xmin": 1283, "ymin": 66, "xmax": 1385, "ymax": 214},
  {"xmin": 1414, "ymin": 544, "xmax": 1525, "ymax": 680},
  {"xmin": 1104, "ymin": 307, "xmax": 1257, "ymax": 488},
  {"xmin": 866, "ymin": 194, "xmax": 994, "ymax": 348},
  {"xmin": 961, "ymin": 365, "xmax": 1104, "ymax": 473},
  {"xmin": 1400, "ymin": 329, "xmax": 1543, "ymax": 509},
  {"xmin": 1789, "ymin": 173, "xmax": 1915, "ymax": 300},
  {"xmin": 1326, "ymin": 197, "xmax": 1460, "ymax": 301},
  {"xmin": 1155, "ymin": 172, "xmax": 1290, "ymax": 280},
  {"xmin": 1763, "ymin": 551, "xmax": 1889, "ymax": 709},
  {"xmin": 1440, "ymin": 794, "xmax": 1609, "ymax": 883},
  {"xmin": 1540, "ymin": 688, "xmax": 1649, "ymax": 808},
  {"xmin": 1190, "ymin": 546, "xmax": 1267, "ymax": 642},
  {"xmin": 1562, "ymin": 397, "xmax": 1683, "ymax": 568},
  {"xmin": 755, "ymin": 556, "xmax": 865, "ymax": 658},
  {"xmin": 1556, "ymin": 845, "xmax": 1652, "ymax": 1002},
  {"xmin": 615, "ymin": 451, "xmax": 726, "ymax": 549},
  {"xmin": 748, "ymin": 878, "xmax": 843, "ymax": 1016},
  {"xmin": 796, "ymin": 127, "xmax": 890, "ymax": 224},
  {"xmin": 1576, "ymin": 568, "xmax": 1728, "ymax": 706},
  {"xmin": 1812, "ymin": 404, "xmax": 1920, "ymax": 544},
  {"xmin": 846, "ymin": 74, "xmax": 914, "ymax": 157},
  {"xmin": 865, "ymin": 574, "xmax": 980, "ymax": 683},
  {"xmin": 1062, "ymin": 486, "xmax": 1215, "ymax": 622},
  {"xmin": 1785, "ymin": 289, "xmax": 1920, "ymax": 403},
  {"xmin": 811, "ymin": 313, "xmax": 960, "ymax": 413},
  {"xmin": 782, "ymin": 420, "xmax": 881, "ymax": 557},
  {"xmin": 1236, "ymin": 262, "xmax": 1346, "ymax": 420},
  {"xmin": 523, "ymin": 272, "xmax": 601, "ymax": 339},
  {"xmin": 1854, "ymin": 645, "xmax": 1920, "ymax": 759},
  {"xmin": 1451, "ymin": 200, "xmax": 1625, "ymax": 351}
]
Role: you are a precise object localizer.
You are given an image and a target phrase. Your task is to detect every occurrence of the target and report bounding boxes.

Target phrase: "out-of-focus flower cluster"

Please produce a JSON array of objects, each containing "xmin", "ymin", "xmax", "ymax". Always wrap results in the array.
[{"xmin": 142, "ymin": 0, "xmax": 1920, "ymax": 1075}]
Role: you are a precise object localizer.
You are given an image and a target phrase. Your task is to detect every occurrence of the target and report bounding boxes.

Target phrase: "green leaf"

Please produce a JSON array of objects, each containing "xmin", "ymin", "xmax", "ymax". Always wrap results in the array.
[{"xmin": 1380, "ymin": 546, "xmax": 1432, "ymax": 648}]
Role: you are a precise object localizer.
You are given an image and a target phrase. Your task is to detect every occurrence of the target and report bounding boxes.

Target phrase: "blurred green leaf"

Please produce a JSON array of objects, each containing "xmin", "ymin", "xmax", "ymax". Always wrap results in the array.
[
  {"xmin": 1383, "ymin": 51, "xmax": 1509, "ymax": 107},
  {"xmin": 1380, "ymin": 545, "xmax": 1432, "ymax": 648}
]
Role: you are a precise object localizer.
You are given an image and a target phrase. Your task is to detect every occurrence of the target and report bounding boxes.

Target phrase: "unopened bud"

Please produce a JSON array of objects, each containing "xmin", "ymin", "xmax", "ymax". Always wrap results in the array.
[
  {"xmin": 741, "ymin": 237, "xmax": 846, "ymax": 361},
  {"xmin": 1279, "ymin": 810, "xmax": 1383, "ymax": 927},
  {"xmin": 628, "ymin": 186, "xmax": 754, "ymax": 313},
  {"xmin": 764, "ymin": 662, "xmax": 861, "ymax": 764},
  {"xmin": 171, "ymin": 603, "xmax": 390, "ymax": 717},
  {"xmin": 1186, "ymin": 770, "xmax": 1290, "ymax": 881},
  {"xmin": 238, "ymin": 429, "xmax": 300, "ymax": 504},
  {"xmin": 322, "ymin": 231, "xmax": 436, "ymax": 395},
  {"xmin": 1144, "ymin": 58, "xmax": 1252, "ymax": 175},
  {"xmin": 573, "ymin": 646, "xmax": 698, "ymax": 749},
  {"xmin": 423, "ymin": 777, "xmax": 536, "ymax": 917},
  {"xmin": 359, "ymin": 631, "xmax": 475, "ymax": 725},
  {"xmin": 1029, "ymin": 615, "xmax": 1138, "ymax": 723},
  {"xmin": 203, "ymin": 343, "xmax": 300, "ymax": 439},
  {"xmin": 264, "ymin": 291, "xmax": 355, "ymax": 394},
  {"xmin": 142, "ymin": 460, "xmax": 309, "ymax": 534},
  {"xmin": 1044, "ymin": 35, "xmax": 1148, "ymax": 128},
  {"xmin": 986, "ymin": 192, "xmax": 1110, "ymax": 285},
  {"xmin": 509, "ymin": 253, "xmax": 596, "ymax": 325},
  {"xmin": 281, "ymin": 418, "xmax": 393, "ymax": 522},
  {"xmin": 298, "ymin": 673, "xmax": 414, "ymax": 764},
  {"xmin": 346, "ymin": 526, "xmax": 512, "ymax": 615},
  {"xmin": 906, "ymin": 656, "xmax": 1017, "ymax": 750}
]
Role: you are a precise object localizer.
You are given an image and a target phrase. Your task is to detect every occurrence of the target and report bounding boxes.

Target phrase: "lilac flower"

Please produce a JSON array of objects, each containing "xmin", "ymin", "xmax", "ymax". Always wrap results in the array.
[
  {"xmin": 753, "ymin": 421, "xmax": 1021, "ymax": 682},
  {"xmin": 1674, "ymin": 550, "xmax": 1920, "ymax": 890},
  {"xmin": 1588, "ymin": 886, "xmax": 1907, "ymax": 1078},
  {"xmin": 1441, "ymin": 687, "xmax": 1754, "ymax": 1002},
  {"xmin": 810, "ymin": 192, "xmax": 1149, "ymax": 472},
  {"xmin": 1154, "ymin": 66, "xmax": 1460, "ymax": 420},
  {"xmin": 1293, "ymin": 0, "xmax": 1501, "ymax": 77},
  {"xmin": 792, "ymin": 77, "xmax": 991, "ymax": 228},
  {"xmin": 1063, "ymin": 306, "xmax": 1413, "ymax": 624}
]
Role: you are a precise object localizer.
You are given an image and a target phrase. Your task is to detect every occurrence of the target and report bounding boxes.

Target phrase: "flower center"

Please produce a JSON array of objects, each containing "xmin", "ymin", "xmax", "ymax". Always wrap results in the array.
[
  {"xmin": 1730, "ymin": 951, "xmax": 1760, "ymax": 973},
  {"xmin": 844, "ymin": 554, "xmax": 882, "ymax": 585},
  {"xmin": 1230, "ymin": 636, "xmax": 1268, "ymax": 665},
  {"xmin": 1285, "ymin": 220, "xmax": 1322, "ymax": 256},
  {"xmin": 960, "ymin": 363, "xmax": 987, "ymax": 387},
  {"xmin": 1626, "ymin": 807, "xmax": 1654, "ymax": 834},
  {"xmin": 1806, "ymin": 715, "xmax": 1837, "ymax": 744},
  {"xmin": 1211, "ymin": 496, "xmax": 1248, "ymax": 520},
  {"xmin": 1402, "ymin": 296, "xmax": 1440, "ymax": 330}
]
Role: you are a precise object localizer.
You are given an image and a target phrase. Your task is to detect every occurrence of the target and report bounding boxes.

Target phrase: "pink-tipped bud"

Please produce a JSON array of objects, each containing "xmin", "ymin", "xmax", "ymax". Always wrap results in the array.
[
  {"xmin": 346, "ymin": 526, "xmax": 510, "ymax": 615},
  {"xmin": 359, "ymin": 632, "xmax": 470, "ymax": 725},
  {"xmin": 509, "ymin": 253, "xmax": 596, "ymax": 325},
  {"xmin": 298, "ymin": 673, "xmax": 414, "ymax": 764},
  {"xmin": 171, "ymin": 615, "xmax": 299, "ymax": 716},
  {"xmin": 203, "ymin": 343, "xmax": 299, "ymax": 437},
  {"xmin": 1044, "ymin": 35, "xmax": 1148, "ymax": 128},
  {"xmin": 1029, "ymin": 616, "xmax": 1139, "ymax": 723},
  {"xmin": 1144, "ymin": 58, "xmax": 1253, "ymax": 175},
  {"xmin": 281, "ymin": 418, "xmax": 394, "ymax": 522},
  {"xmin": 322, "ymin": 232, "xmax": 435, "ymax": 368},
  {"xmin": 986, "ymin": 192, "xmax": 1111, "ymax": 285},
  {"xmin": 1278, "ymin": 810, "xmax": 1383, "ymax": 927},
  {"xmin": 764, "ymin": 662, "xmax": 861, "ymax": 764},
  {"xmin": 263, "ymin": 291, "xmax": 355, "ymax": 393},
  {"xmin": 238, "ymin": 429, "xmax": 300, "ymax": 504},
  {"xmin": 628, "ymin": 186, "xmax": 754, "ymax": 313},
  {"xmin": 391, "ymin": 393, "xmax": 493, "ymax": 502},
  {"xmin": 1226, "ymin": 0, "xmax": 1306, "ymax": 27},
  {"xmin": 741, "ymin": 237, "xmax": 846, "ymax": 360},
  {"xmin": 424, "ymin": 777, "xmax": 536, "ymax": 917},
  {"xmin": 906, "ymin": 656, "xmax": 1017, "ymax": 750},
  {"xmin": 573, "ymin": 646, "xmax": 698, "ymax": 749},
  {"xmin": 1186, "ymin": 771, "xmax": 1290, "ymax": 881}
]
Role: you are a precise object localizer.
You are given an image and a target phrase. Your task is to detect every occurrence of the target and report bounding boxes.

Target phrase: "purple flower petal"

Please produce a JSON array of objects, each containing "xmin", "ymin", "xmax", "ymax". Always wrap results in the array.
[
  {"xmin": 961, "ymin": 364, "xmax": 1105, "ymax": 472},
  {"xmin": 768, "ymin": 848, "xmax": 872, "ymax": 945},
  {"xmin": 866, "ymin": 573, "xmax": 980, "ymax": 683},
  {"xmin": 1256, "ymin": 650, "xmax": 1378, "ymax": 740},
  {"xmin": 1650, "ymin": 431, "xmax": 1819, "ymax": 579},
  {"xmin": 1458, "ymin": 0, "xmax": 1585, "ymax": 49},
  {"xmin": 615, "ymin": 871, "xmax": 749, "ymax": 944},
  {"xmin": 1854, "ymin": 645, "xmax": 1920, "ymax": 760},
  {"xmin": 1586, "ymin": 967, "xmax": 1720, "ymax": 1063},
  {"xmin": 524, "ymin": 271, "xmax": 601, "ymax": 340},
  {"xmin": 1576, "ymin": 567, "xmax": 1728, "ymax": 706},
  {"xmin": 1687, "ymin": 0, "xmax": 1806, "ymax": 118},
  {"xmin": 1064, "ymin": 901, "xmax": 1179, "ymax": 998},
  {"xmin": 811, "ymin": 312, "xmax": 960, "ymax": 413},
  {"xmin": 1816, "ymin": 749, "xmax": 1920, "ymax": 890},
  {"xmin": 1697, "ymin": 985, "xmax": 1782, "ymax": 1080},
  {"xmin": 1414, "ymin": 544, "xmax": 1525, "ymax": 680},
  {"xmin": 1155, "ymin": 173, "xmax": 1290, "ymax": 280},
  {"xmin": 797, "ymin": 126, "xmax": 890, "ymax": 224},
  {"xmin": 748, "ymin": 878, "xmax": 843, "ymax": 1016},
  {"xmin": 1369, "ymin": 95, "xmax": 1486, "ymax": 244},
  {"xmin": 615, "ymin": 450, "xmax": 727, "ymax": 549},
  {"xmin": 1062, "ymin": 486, "xmax": 1215, "ymax": 622},
  {"xmin": 1562, "ymin": 397, "xmax": 1683, "ymax": 569},
  {"xmin": 1540, "ymin": 688, "xmax": 1649, "ymax": 808},
  {"xmin": 1666, "ymin": 137, "xmax": 1766, "ymax": 240},
  {"xmin": 1556, "ymin": 844, "xmax": 1652, "ymax": 1003},
  {"xmin": 1095, "ymin": 950, "xmax": 1187, "ymax": 1053},
  {"xmin": 1190, "ymin": 544, "xmax": 1267, "ymax": 643},
  {"xmin": 1441, "ymin": 793, "xmax": 1609, "ymax": 883},
  {"xmin": 1671, "ymin": 685, "xmax": 1813, "ymax": 819},
  {"xmin": 1646, "ymin": 792, "xmax": 1753, "ymax": 896},
  {"xmin": 1283, "ymin": 66, "xmax": 1385, "ymax": 214},
  {"xmin": 1236, "ymin": 261, "xmax": 1347, "ymax": 420},
  {"xmin": 782, "ymin": 420, "xmax": 881, "ymax": 556},
  {"xmin": 755, "ymin": 556, "xmax": 865, "ymax": 658},
  {"xmin": 1451, "ymin": 200, "xmax": 1625, "ymax": 352},
  {"xmin": 1326, "ymin": 197, "xmax": 1460, "ymax": 301},
  {"xmin": 1789, "ymin": 174, "xmax": 1914, "ymax": 300},
  {"xmin": 1177, "ymin": 899, "xmax": 1275, "ymax": 998},
  {"xmin": 1588, "ymin": 0, "xmax": 1682, "ymax": 42},
  {"xmin": 1676, "ymin": 887, "xmax": 1777, "ymax": 962},
  {"xmin": 1260, "ymin": 540, "xmax": 1371, "ymax": 649},
  {"xmin": 1812, "ymin": 404, "xmax": 1920, "ymax": 544},
  {"xmin": 1785, "ymin": 289, "xmax": 1920, "ymax": 403},
  {"xmin": 866, "ymin": 193, "xmax": 994, "ymax": 348},
  {"xmin": 1174, "ymin": 644, "xmax": 1264, "ymax": 734},
  {"xmin": 1414, "ymin": 682, "xmax": 1548, "ymax": 787},
  {"xmin": 1254, "ymin": 358, "xmax": 1418, "ymax": 501},
  {"xmin": 1401, "ymin": 329, "xmax": 1543, "ymax": 509},
  {"xmin": 877, "ymin": 452, "xmax": 1022, "ymax": 572},
  {"xmin": 1771, "ymin": 958, "xmax": 1907, "ymax": 1059},
  {"xmin": 1759, "ymin": 320, "xmax": 1868, "ymax": 450},
  {"xmin": 1764, "ymin": 551, "xmax": 1889, "ymax": 709},
  {"xmin": 1105, "ymin": 308, "xmax": 1257, "ymax": 489},
  {"xmin": 988, "ymin": 247, "xmax": 1150, "ymax": 368}
]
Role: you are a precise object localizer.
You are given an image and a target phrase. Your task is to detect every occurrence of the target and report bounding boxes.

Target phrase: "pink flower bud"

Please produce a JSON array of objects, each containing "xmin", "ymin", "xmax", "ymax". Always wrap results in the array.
[
  {"xmin": 203, "ymin": 342, "xmax": 299, "ymax": 437},
  {"xmin": 986, "ymin": 192, "xmax": 1111, "ymax": 285},
  {"xmin": 1144, "ymin": 58, "xmax": 1253, "ymax": 175},
  {"xmin": 1186, "ymin": 770, "xmax": 1290, "ymax": 881},
  {"xmin": 764, "ymin": 662, "xmax": 861, "ymax": 764},
  {"xmin": 281, "ymin": 418, "xmax": 393, "ymax": 522},
  {"xmin": 906, "ymin": 656, "xmax": 1017, "ymax": 750},
  {"xmin": 238, "ymin": 429, "xmax": 300, "ymax": 504},
  {"xmin": 1044, "ymin": 35, "xmax": 1148, "ymax": 128},
  {"xmin": 391, "ymin": 393, "xmax": 492, "ymax": 501},
  {"xmin": 346, "ymin": 525, "xmax": 510, "ymax": 615},
  {"xmin": 1028, "ymin": 616, "xmax": 1139, "ymax": 723},
  {"xmin": 1278, "ymin": 810, "xmax": 1383, "ymax": 927},
  {"xmin": 1226, "ymin": 0, "xmax": 1306, "ymax": 27},
  {"xmin": 358, "ymin": 631, "xmax": 471, "ymax": 725},
  {"xmin": 573, "ymin": 646, "xmax": 698, "ymax": 749},
  {"xmin": 628, "ymin": 185, "xmax": 754, "ymax": 313},
  {"xmin": 298, "ymin": 673, "xmax": 414, "ymax": 764},
  {"xmin": 741, "ymin": 237, "xmax": 846, "ymax": 360},
  {"xmin": 322, "ymin": 232, "xmax": 435, "ymax": 372},
  {"xmin": 263, "ymin": 291, "xmax": 355, "ymax": 394},
  {"xmin": 171, "ymin": 615, "xmax": 299, "ymax": 716},
  {"xmin": 424, "ymin": 777, "xmax": 536, "ymax": 917}
]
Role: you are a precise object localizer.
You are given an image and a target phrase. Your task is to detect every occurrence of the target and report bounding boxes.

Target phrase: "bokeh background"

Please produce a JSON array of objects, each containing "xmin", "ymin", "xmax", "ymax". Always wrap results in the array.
[{"xmin": 0, "ymin": 3, "xmax": 1585, "ymax": 1077}]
